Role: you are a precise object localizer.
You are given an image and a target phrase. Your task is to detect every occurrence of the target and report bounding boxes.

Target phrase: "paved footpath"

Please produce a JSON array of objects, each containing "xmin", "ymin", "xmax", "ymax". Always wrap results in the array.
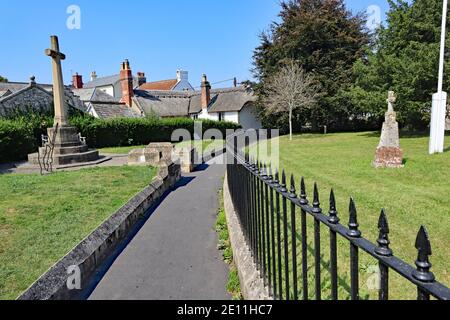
[{"xmin": 89, "ymin": 157, "xmax": 230, "ymax": 300}]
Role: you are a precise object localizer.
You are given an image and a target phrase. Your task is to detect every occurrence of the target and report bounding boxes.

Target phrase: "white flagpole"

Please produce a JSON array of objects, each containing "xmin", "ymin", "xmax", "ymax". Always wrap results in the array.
[{"xmin": 430, "ymin": 0, "xmax": 448, "ymax": 154}]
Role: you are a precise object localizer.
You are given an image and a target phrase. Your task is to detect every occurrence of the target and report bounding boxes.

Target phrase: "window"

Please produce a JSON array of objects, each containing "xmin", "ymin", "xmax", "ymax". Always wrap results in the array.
[
  {"xmin": 218, "ymin": 112, "xmax": 225, "ymax": 121},
  {"xmin": 193, "ymin": 114, "xmax": 198, "ymax": 120}
]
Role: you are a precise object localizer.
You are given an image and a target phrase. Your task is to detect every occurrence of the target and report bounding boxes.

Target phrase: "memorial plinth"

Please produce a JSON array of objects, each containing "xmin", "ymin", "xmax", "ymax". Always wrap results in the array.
[{"xmin": 373, "ymin": 91, "xmax": 404, "ymax": 168}]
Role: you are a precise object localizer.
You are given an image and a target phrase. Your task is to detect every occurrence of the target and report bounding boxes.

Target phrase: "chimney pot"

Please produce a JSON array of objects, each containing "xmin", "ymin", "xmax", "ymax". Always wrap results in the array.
[
  {"xmin": 201, "ymin": 74, "xmax": 211, "ymax": 109},
  {"xmin": 72, "ymin": 73, "xmax": 83, "ymax": 89},
  {"xmin": 90, "ymin": 71, "xmax": 97, "ymax": 81},
  {"xmin": 137, "ymin": 72, "xmax": 146, "ymax": 87}
]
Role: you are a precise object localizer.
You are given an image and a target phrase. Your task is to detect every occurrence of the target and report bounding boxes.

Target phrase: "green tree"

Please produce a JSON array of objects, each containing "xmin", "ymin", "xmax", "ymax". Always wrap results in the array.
[
  {"xmin": 253, "ymin": 0, "xmax": 370, "ymax": 131},
  {"xmin": 0, "ymin": 75, "xmax": 7, "ymax": 83},
  {"xmin": 344, "ymin": 0, "xmax": 449, "ymax": 130}
]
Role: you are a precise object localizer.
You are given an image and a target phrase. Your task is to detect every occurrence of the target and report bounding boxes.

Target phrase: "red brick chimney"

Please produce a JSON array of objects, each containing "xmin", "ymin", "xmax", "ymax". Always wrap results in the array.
[
  {"xmin": 137, "ymin": 71, "xmax": 146, "ymax": 87},
  {"xmin": 201, "ymin": 74, "xmax": 211, "ymax": 109},
  {"xmin": 72, "ymin": 73, "xmax": 83, "ymax": 89},
  {"xmin": 120, "ymin": 59, "xmax": 134, "ymax": 107}
]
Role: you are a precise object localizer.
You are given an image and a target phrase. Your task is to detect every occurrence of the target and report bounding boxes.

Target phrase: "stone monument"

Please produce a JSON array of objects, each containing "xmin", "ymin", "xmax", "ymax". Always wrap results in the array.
[
  {"xmin": 373, "ymin": 91, "xmax": 404, "ymax": 168},
  {"xmin": 27, "ymin": 36, "xmax": 101, "ymax": 169}
]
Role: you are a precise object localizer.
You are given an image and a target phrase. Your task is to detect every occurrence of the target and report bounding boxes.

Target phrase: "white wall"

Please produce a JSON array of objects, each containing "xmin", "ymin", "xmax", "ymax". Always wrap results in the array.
[
  {"xmin": 97, "ymin": 85, "xmax": 114, "ymax": 97},
  {"xmin": 224, "ymin": 112, "xmax": 239, "ymax": 123},
  {"xmin": 239, "ymin": 104, "xmax": 262, "ymax": 130}
]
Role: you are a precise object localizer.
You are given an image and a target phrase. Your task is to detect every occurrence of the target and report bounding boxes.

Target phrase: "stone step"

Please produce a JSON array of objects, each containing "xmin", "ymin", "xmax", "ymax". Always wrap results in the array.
[
  {"xmin": 28, "ymin": 150, "xmax": 100, "ymax": 166},
  {"xmin": 39, "ymin": 144, "xmax": 89, "ymax": 155}
]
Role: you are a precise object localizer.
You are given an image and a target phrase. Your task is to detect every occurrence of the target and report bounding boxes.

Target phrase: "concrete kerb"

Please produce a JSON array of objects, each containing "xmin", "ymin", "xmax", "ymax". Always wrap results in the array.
[
  {"xmin": 223, "ymin": 173, "xmax": 271, "ymax": 300},
  {"xmin": 17, "ymin": 162, "xmax": 181, "ymax": 300}
]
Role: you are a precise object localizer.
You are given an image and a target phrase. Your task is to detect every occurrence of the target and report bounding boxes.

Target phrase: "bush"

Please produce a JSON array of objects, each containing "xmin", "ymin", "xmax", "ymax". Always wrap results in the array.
[
  {"xmin": 0, "ymin": 115, "xmax": 51, "ymax": 163},
  {"xmin": 0, "ymin": 114, "xmax": 241, "ymax": 163},
  {"xmin": 70, "ymin": 116, "xmax": 241, "ymax": 148}
]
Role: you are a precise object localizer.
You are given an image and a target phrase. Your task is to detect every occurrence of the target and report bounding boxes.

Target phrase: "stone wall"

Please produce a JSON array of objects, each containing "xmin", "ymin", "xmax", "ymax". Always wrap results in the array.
[
  {"xmin": 223, "ymin": 173, "xmax": 271, "ymax": 300},
  {"xmin": 17, "ymin": 162, "xmax": 181, "ymax": 300}
]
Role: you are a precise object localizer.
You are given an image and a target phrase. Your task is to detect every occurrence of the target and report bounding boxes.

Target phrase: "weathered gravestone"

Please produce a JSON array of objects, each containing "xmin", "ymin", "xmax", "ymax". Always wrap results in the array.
[
  {"xmin": 373, "ymin": 91, "xmax": 404, "ymax": 168},
  {"xmin": 27, "ymin": 36, "xmax": 101, "ymax": 170}
]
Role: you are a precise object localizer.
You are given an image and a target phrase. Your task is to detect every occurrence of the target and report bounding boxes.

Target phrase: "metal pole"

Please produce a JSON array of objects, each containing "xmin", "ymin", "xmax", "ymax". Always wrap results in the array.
[
  {"xmin": 438, "ymin": 0, "xmax": 448, "ymax": 93},
  {"xmin": 429, "ymin": 0, "xmax": 448, "ymax": 154}
]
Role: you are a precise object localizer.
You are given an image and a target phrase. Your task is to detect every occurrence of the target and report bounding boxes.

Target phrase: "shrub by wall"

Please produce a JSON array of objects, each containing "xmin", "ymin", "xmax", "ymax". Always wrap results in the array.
[
  {"xmin": 70, "ymin": 116, "xmax": 241, "ymax": 148},
  {"xmin": 0, "ymin": 115, "xmax": 241, "ymax": 163}
]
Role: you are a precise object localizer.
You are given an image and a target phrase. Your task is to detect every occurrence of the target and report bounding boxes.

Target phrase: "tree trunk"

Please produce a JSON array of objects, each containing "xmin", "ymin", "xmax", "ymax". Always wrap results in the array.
[{"xmin": 289, "ymin": 107, "xmax": 293, "ymax": 141}]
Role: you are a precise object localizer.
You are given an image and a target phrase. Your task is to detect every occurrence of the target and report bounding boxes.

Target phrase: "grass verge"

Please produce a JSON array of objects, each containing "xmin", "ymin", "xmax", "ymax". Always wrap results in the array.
[
  {"xmin": 216, "ymin": 187, "xmax": 243, "ymax": 300},
  {"xmin": 0, "ymin": 165, "xmax": 156, "ymax": 300},
  {"xmin": 249, "ymin": 131, "xmax": 450, "ymax": 300}
]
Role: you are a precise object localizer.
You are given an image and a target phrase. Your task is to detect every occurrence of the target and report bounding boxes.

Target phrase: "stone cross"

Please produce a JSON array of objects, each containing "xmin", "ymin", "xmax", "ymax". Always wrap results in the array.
[
  {"xmin": 387, "ymin": 91, "xmax": 396, "ymax": 113},
  {"xmin": 45, "ymin": 35, "xmax": 68, "ymax": 127}
]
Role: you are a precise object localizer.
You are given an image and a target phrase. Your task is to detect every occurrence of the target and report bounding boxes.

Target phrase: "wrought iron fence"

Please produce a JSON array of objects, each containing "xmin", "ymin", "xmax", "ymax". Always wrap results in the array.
[{"xmin": 225, "ymin": 133, "xmax": 450, "ymax": 300}]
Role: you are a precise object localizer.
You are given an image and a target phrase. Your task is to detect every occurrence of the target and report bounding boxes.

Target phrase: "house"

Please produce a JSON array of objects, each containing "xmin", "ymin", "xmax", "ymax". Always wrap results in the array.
[
  {"xmin": 83, "ymin": 65, "xmax": 194, "ymax": 99},
  {"xmin": 0, "ymin": 60, "xmax": 262, "ymax": 129},
  {"xmin": 0, "ymin": 76, "xmax": 85, "ymax": 117},
  {"xmin": 138, "ymin": 70, "xmax": 194, "ymax": 92},
  {"xmin": 120, "ymin": 60, "xmax": 262, "ymax": 129}
]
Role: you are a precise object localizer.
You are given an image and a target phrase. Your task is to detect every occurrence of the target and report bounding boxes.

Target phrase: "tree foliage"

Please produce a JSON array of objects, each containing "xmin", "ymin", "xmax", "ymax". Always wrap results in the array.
[
  {"xmin": 261, "ymin": 61, "xmax": 320, "ymax": 140},
  {"xmin": 253, "ymin": 0, "xmax": 370, "ymax": 131},
  {"xmin": 344, "ymin": 0, "xmax": 449, "ymax": 130},
  {"xmin": 0, "ymin": 75, "xmax": 7, "ymax": 83}
]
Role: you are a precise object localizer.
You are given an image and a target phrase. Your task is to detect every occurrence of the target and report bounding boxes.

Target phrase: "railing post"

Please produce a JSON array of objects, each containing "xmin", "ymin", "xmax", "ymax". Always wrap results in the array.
[
  {"xmin": 280, "ymin": 171, "xmax": 290, "ymax": 300},
  {"xmin": 312, "ymin": 183, "xmax": 322, "ymax": 300},
  {"xmin": 274, "ymin": 171, "xmax": 283, "ymax": 299},
  {"xmin": 347, "ymin": 198, "xmax": 361, "ymax": 301},
  {"xmin": 412, "ymin": 226, "xmax": 435, "ymax": 300},
  {"xmin": 289, "ymin": 175, "xmax": 298, "ymax": 300},
  {"xmin": 375, "ymin": 209, "xmax": 393, "ymax": 301},
  {"xmin": 269, "ymin": 167, "xmax": 277, "ymax": 298},
  {"xmin": 328, "ymin": 189, "xmax": 339, "ymax": 301},
  {"xmin": 300, "ymin": 177, "xmax": 309, "ymax": 300}
]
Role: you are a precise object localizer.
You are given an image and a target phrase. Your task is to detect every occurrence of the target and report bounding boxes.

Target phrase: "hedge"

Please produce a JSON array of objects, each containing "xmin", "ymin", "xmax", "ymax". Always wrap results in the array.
[
  {"xmin": 0, "ymin": 116, "xmax": 52, "ymax": 163},
  {"xmin": 0, "ymin": 115, "xmax": 241, "ymax": 163}
]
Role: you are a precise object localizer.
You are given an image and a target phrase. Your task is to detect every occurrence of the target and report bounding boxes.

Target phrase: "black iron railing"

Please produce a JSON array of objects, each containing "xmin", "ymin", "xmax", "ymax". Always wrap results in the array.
[{"xmin": 225, "ymin": 133, "xmax": 450, "ymax": 300}]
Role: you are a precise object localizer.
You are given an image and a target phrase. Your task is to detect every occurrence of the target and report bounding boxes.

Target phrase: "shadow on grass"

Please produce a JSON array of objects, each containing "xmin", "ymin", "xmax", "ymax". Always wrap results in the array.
[{"xmin": 358, "ymin": 131, "xmax": 430, "ymax": 139}]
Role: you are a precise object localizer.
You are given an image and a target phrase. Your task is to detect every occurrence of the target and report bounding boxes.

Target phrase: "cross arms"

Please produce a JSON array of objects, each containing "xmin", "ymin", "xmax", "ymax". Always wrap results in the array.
[{"xmin": 45, "ymin": 49, "xmax": 66, "ymax": 60}]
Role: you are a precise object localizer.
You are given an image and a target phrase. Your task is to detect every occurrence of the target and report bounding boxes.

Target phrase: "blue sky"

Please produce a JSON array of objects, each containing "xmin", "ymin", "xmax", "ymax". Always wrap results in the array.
[{"xmin": 0, "ymin": 0, "xmax": 390, "ymax": 87}]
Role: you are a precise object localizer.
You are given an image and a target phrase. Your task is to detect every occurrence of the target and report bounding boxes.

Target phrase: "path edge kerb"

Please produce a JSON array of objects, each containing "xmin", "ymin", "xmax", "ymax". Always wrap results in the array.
[
  {"xmin": 223, "ymin": 173, "xmax": 271, "ymax": 300},
  {"xmin": 17, "ymin": 162, "xmax": 181, "ymax": 300}
]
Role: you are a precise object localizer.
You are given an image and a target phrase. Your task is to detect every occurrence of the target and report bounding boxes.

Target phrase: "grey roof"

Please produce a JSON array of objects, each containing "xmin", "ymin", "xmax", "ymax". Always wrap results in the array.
[
  {"xmin": 134, "ymin": 90, "xmax": 190, "ymax": 117},
  {"xmin": 0, "ymin": 81, "xmax": 52, "ymax": 93},
  {"xmin": 90, "ymin": 102, "xmax": 141, "ymax": 119},
  {"xmin": 72, "ymin": 87, "xmax": 120, "ymax": 103},
  {"xmin": 84, "ymin": 74, "xmax": 139, "ymax": 89},
  {"xmin": 134, "ymin": 86, "xmax": 255, "ymax": 117},
  {"xmin": 71, "ymin": 88, "xmax": 95, "ymax": 101},
  {"xmin": 91, "ymin": 89, "xmax": 121, "ymax": 103},
  {"xmin": 188, "ymin": 87, "xmax": 256, "ymax": 114},
  {"xmin": 0, "ymin": 90, "xmax": 11, "ymax": 98}
]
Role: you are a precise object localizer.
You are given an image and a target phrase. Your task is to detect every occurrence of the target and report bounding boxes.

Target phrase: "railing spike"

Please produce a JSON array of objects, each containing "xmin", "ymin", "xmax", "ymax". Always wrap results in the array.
[
  {"xmin": 299, "ymin": 177, "xmax": 308, "ymax": 205},
  {"xmin": 280, "ymin": 170, "xmax": 288, "ymax": 192},
  {"xmin": 375, "ymin": 209, "xmax": 393, "ymax": 257},
  {"xmin": 289, "ymin": 174, "xmax": 297, "ymax": 198},
  {"xmin": 312, "ymin": 183, "xmax": 321, "ymax": 213},
  {"xmin": 273, "ymin": 171, "xmax": 280, "ymax": 188},
  {"xmin": 412, "ymin": 226, "xmax": 435, "ymax": 283},
  {"xmin": 328, "ymin": 189, "xmax": 339, "ymax": 224},
  {"xmin": 347, "ymin": 198, "xmax": 361, "ymax": 238}
]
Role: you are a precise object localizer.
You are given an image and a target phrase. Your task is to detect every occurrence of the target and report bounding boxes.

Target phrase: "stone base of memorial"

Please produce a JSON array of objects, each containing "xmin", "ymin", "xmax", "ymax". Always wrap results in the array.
[
  {"xmin": 23, "ymin": 126, "xmax": 107, "ymax": 171},
  {"xmin": 373, "ymin": 146, "xmax": 404, "ymax": 168}
]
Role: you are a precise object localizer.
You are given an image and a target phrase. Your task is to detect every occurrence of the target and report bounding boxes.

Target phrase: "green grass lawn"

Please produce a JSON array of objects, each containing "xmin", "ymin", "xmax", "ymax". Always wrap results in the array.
[
  {"xmin": 98, "ymin": 140, "xmax": 224, "ymax": 155},
  {"xmin": 250, "ymin": 132, "xmax": 450, "ymax": 300},
  {"xmin": 0, "ymin": 166, "xmax": 156, "ymax": 300}
]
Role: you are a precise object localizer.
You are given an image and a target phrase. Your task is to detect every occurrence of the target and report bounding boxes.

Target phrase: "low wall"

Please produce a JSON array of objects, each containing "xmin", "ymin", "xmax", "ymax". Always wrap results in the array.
[
  {"xmin": 223, "ymin": 173, "xmax": 271, "ymax": 300},
  {"xmin": 18, "ymin": 162, "xmax": 181, "ymax": 300}
]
